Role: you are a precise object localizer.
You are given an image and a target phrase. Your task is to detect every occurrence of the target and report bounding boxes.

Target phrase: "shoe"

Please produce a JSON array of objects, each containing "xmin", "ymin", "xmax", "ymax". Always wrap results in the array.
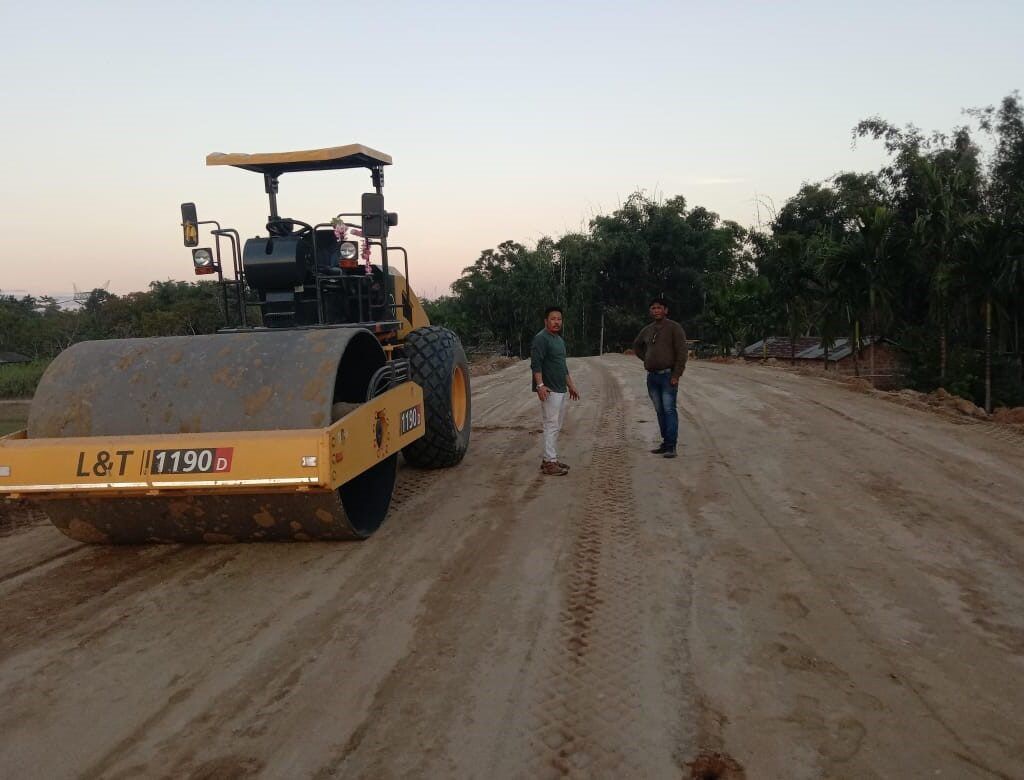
[
  {"xmin": 541, "ymin": 461, "xmax": 569, "ymax": 476},
  {"xmin": 539, "ymin": 460, "xmax": 570, "ymax": 471},
  {"xmin": 662, "ymin": 448, "xmax": 677, "ymax": 459},
  {"xmin": 650, "ymin": 444, "xmax": 670, "ymax": 454}
]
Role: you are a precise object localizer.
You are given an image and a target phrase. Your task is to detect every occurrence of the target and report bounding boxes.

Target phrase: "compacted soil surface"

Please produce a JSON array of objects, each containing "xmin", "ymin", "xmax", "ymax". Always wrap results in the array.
[{"xmin": 1, "ymin": 355, "xmax": 1021, "ymax": 778}]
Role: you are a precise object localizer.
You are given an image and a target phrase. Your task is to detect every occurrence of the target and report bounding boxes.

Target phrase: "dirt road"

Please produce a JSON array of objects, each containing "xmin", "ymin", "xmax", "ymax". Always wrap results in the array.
[{"xmin": 2, "ymin": 355, "xmax": 1022, "ymax": 778}]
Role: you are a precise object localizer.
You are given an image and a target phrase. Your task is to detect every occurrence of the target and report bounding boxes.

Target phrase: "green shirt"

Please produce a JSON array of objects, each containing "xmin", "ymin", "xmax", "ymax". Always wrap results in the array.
[{"xmin": 530, "ymin": 329, "xmax": 568, "ymax": 393}]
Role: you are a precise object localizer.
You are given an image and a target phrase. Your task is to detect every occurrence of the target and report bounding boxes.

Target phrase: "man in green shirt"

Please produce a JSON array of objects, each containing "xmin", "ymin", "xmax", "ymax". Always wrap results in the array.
[
  {"xmin": 633, "ymin": 296, "xmax": 687, "ymax": 458},
  {"xmin": 531, "ymin": 306, "xmax": 580, "ymax": 476}
]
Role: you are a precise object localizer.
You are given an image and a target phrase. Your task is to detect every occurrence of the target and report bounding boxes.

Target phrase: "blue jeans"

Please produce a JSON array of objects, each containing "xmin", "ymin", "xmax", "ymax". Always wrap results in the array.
[{"xmin": 646, "ymin": 370, "xmax": 678, "ymax": 448}]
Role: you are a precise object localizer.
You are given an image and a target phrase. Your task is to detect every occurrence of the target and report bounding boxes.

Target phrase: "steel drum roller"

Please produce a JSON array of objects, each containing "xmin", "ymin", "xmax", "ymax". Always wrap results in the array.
[{"xmin": 27, "ymin": 328, "xmax": 397, "ymax": 543}]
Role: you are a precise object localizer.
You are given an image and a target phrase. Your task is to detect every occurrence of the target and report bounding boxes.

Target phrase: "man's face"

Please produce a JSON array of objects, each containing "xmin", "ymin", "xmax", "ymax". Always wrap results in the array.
[
  {"xmin": 545, "ymin": 311, "xmax": 563, "ymax": 333},
  {"xmin": 649, "ymin": 303, "xmax": 667, "ymax": 320}
]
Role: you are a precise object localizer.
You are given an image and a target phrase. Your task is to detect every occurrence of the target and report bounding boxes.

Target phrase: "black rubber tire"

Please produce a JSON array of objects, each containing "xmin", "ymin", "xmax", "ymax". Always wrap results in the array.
[{"xmin": 402, "ymin": 326, "xmax": 471, "ymax": 468}]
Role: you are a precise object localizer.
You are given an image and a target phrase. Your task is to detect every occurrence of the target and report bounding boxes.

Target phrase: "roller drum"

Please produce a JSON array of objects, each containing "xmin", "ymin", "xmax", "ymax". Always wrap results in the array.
[{"xmin": 28, "ymin": 328, "xmax": 396, "ymax": 543}]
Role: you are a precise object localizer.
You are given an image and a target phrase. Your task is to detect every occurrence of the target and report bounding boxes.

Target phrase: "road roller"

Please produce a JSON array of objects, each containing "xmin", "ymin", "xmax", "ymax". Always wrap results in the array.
[{"xmin": 0, "ymin": 144, "xmax": 471, "ymax": 543}]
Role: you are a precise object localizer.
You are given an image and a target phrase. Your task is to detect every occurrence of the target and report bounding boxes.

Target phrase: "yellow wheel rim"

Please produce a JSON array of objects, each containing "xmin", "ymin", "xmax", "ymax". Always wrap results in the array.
[{"xmin": 451, "ymin": 365, "xmax": 468, "ymax": 431}]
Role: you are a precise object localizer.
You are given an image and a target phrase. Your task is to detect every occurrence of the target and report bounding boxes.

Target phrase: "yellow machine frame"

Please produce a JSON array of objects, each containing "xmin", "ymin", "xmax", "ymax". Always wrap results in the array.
[{"xmin": 0, "ymin": 383, "xmax": 423, "ymax": 501}]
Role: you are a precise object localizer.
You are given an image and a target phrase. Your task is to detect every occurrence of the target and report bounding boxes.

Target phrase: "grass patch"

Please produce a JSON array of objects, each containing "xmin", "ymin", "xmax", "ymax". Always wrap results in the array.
[
  {"xmin": 0, "ymin": 420, "xmax": 26, "ymax": 436},
  {"xmin": 0, "ymin": 402, "xmax": 30, "ymax": 436},
  {"xmin": 0, "ymin": 360, "xmax": 49, "ymax": 399}
]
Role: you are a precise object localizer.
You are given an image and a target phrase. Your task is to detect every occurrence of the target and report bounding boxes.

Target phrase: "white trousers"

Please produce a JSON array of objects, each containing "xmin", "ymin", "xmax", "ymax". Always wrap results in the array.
[{"xmin": 541, "ymin": 391, "xmax": 568, "ymax": 461}]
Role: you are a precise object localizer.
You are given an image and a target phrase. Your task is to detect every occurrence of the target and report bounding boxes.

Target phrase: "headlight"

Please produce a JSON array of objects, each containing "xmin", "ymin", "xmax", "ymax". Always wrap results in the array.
[
  {"xmin": 191, "ymin": 247, "xmax": 216, "ymax": 275},
  {"xmin": 338, "ymin": 241, "xmax": 358, "ymax": 260}
]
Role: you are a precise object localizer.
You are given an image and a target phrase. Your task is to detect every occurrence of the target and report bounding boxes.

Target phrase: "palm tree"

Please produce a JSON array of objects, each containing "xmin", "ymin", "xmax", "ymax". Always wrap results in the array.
[
  {"xmin": 962, "ymin": 216, "xmax": 1005, "ymax": 412},
  {"xmin": 826, "ymin": 207, "xmax": 897, "ymax": 381},
  {"xmin": 998, "ymin": 243, "xmax": 1024, "ymax": 386},
  {"xmin": 913, "ymin": 161, "xmax": 975, "ymax": 383},
  {"xmin": 821, "ymin": 235, "xmax": 867, "ymax": 377},
  {"xmin": 808, "ymin": 235, "xmax": 848, "ymax": 370},
  {"xmin": 993, "ymin": 185, "xmax": 1024, "ymax": 390},
  {"xmin": 758, "ymin": 234, "xmax": 818, "ymax": 364},
  {"xmin": 969, "ymin": 210, "xmax": 1024, "ymax": 412}
]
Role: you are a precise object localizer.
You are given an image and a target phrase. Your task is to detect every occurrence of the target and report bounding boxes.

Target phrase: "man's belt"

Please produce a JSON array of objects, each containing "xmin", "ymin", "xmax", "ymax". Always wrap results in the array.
[{"xmin": 648, "ymin": 368, "xmax": 673, "ymax": 374}]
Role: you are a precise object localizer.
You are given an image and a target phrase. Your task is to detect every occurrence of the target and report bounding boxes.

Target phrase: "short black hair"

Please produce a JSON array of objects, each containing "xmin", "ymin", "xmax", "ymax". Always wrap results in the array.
[
  {"xmin": 544, "ymin": 305, "xmax": 563, "ymax": 317},
  {"xmin": 650, "ymin": 296, "xmax": 669, "ymax": 308}
]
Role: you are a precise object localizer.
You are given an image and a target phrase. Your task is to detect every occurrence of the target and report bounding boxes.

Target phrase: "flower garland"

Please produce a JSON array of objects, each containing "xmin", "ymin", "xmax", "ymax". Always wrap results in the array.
[{"xmin": 330, "ymin": 217, "xmax": 372, "ymax": 272}]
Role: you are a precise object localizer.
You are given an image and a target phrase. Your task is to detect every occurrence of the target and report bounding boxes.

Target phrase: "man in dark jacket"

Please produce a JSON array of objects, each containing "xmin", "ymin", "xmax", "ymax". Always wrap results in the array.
[{"xmin": 632, "ymin": 296, "xmax": 687, "ymax": 458}]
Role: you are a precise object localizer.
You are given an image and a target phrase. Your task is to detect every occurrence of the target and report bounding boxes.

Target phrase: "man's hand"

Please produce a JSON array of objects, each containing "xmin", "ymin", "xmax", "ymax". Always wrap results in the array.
[
  {"xmin": 569, "ymin": 385, "xmax": 580, "ymax": 401},
  {"xmin": 537, "ymin": 386, "xmax": 550, "ymax": 402},
  {"xmin": 670, "ymin": 376, "xmax": 679, "ymax": 387}
]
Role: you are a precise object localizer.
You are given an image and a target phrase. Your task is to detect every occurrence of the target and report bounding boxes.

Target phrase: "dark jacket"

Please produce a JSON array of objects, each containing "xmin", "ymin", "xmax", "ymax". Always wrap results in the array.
[{"xmin": 633, "ymin": 319, "xmax": 688, "ymax": 380}]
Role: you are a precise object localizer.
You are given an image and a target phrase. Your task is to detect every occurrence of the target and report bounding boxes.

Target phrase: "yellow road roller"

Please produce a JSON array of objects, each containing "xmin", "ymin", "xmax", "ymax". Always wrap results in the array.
[{"xmin": 0, "ymin": 144, "xmax": 471, "ymax": 542}]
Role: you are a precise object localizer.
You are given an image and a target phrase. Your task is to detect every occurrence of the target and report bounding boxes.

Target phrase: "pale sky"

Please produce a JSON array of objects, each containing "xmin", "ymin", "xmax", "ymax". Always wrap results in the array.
[{"xmin": 1, "ymin": 1, "xmax": 1021, "ymax": 300}]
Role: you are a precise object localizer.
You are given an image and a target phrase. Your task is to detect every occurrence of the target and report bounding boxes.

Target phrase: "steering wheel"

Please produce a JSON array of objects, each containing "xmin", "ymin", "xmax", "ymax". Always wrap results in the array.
[{"xmin": 266, "ymin": 218, "xmax": 314, "ymax": 237}]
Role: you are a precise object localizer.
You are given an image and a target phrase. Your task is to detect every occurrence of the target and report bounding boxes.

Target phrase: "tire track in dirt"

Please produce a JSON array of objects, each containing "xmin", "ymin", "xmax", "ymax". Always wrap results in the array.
[
  {"xmin": 304, "ymin": 427, "xmax": 541, "ymax": 778},
  {"xmin": 0, "ymin": 457, "xmax": 462, "ymax": 777},
  {"xmin": 697, "ymin": 361, "xmax": 1024, "ymax": 451},
  {"xmin": 0, "ymin": 505, "xmax": 48, "ymax": 538},
  {"xmin": 0, "ymin": 470, "xmax": 444, "ymax": 666},
  {"xmin": 0, "ymin": 543, "xmax": 86, "ymax": 588},
  {"xmin": 952, "ymin": 417, "xmax": 1024, "ymax": 446},
  {"xmin": 739, "ymin": 367, "xmax": 1024, "ymax": 456},
  {"xmin": 387, "ymin": 462, "xmax": 444, "ymax": 511},
  {"xmin": 515, "ymin": 361, "xmax": 652, "ymax": 777},
  {"xmin": 4, "ymin": 380, "xmax": 522, "ymax": 778},
  {"xmin": 0, "ymin": 546, "xmax": 192, "ymax": 661},
  {"xmin": 0, "ymin": 508, "xmax": 86, "ymax": 586},
  {"xmin": 705, "ymin": 370, "xmax": 1024, "ymax": 560},
  {"xmin": 650, "ymin": 429, "xmax": 735, "ymax": 773},
  {"xmin": 676, "ymin": 402, "xmax": 1011, "ymax": 779},
  {"xmin": 85, "ymin": 428, "xmax": 537, "ymax": 779}
]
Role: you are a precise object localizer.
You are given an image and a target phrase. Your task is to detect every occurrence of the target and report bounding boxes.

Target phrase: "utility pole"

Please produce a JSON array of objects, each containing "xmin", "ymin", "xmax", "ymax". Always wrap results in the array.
[
  {"xmin": 986, "ymin": 298, "xmax": 993, "ymax": 415},
  {"xmin": 599, "ymin": 308, "xmax": 605, "ymax": 356}
]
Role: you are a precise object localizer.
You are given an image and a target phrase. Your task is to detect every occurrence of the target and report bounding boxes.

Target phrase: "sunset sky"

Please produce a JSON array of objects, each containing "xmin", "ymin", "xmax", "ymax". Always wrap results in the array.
[{"xmin": 1, "ymin": 1, "xmax": 1020, "ymax": 300}]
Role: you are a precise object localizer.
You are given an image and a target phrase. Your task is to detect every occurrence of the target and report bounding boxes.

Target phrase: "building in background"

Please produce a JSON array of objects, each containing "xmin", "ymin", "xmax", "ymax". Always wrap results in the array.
[{"xmin": 742, "ymin": 337, "xmax": 906, "ymax": 389}]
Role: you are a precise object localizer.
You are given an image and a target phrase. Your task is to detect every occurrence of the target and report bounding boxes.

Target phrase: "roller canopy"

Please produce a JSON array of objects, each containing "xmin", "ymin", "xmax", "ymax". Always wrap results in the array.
[{"xmin": 206, "ymin": 144, "xmax": 392, "ymax": 175}]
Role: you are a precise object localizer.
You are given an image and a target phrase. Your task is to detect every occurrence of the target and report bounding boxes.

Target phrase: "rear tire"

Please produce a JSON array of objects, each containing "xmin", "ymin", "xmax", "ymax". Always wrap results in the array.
[{"xmin": 402, "ymin": 326, "xmax": 471, "ymax": 468}]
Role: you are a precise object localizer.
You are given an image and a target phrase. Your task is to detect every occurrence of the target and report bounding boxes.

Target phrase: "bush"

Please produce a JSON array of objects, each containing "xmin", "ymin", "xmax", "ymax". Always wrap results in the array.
[
  {"xmin": 0, "ymin": 360, "xmax": 50, "ymax": 398},
  {"xmin": 978, "ymin": 354, "xmax": 1024, "ymax": 408},
  {"xmin": 902, "ymin": 328, "xmax": 979, "ymax": 400},
  {"xmin": 901, "ymin": 325, "xmax": 1024, "ymax": 407}
]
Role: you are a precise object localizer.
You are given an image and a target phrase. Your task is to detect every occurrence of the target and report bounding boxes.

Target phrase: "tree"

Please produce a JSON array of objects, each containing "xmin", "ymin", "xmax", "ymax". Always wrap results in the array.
[
  {"xmin": 759, "ymin": 233, "xmax": 816, "ymax": 363},
  {"xmin": 913, "ymin": 160, "xmax": 979, "ymax": 381}
]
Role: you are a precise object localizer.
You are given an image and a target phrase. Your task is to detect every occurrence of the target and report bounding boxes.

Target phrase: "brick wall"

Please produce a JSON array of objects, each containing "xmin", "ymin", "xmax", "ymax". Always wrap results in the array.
[{"xmin": 829, "ymin": 344, "xmax": 906, "ymax": 389}]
